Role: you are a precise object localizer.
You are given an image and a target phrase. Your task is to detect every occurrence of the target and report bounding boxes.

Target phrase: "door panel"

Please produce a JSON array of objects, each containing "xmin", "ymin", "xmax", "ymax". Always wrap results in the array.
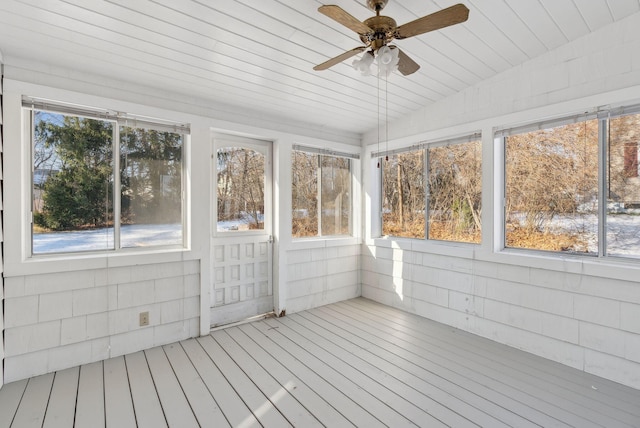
[{"xmin": 211, "ymin": 136, "xmax": 273, "ymax": 327}]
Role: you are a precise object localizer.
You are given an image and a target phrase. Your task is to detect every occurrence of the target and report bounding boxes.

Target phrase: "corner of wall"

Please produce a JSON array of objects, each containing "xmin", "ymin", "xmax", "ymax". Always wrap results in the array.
[{"xmin": 1, "ymin": 55, "xmax": 5, "ymax": 390}]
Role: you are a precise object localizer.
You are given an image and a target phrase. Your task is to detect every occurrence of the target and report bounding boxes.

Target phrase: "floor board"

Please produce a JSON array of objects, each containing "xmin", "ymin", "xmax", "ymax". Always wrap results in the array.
[
  {"xmin": 42, "ymin": 367, "xmax": 79, "ymax": 428},
  {"xmin": 0, "ymin": 379, "xmax": 27, "ymax": 427},
  {"xmin": 162, "ymin": 342, "xmax": 229, "ymax": 428},
  {"xmin": 198, "ymin": 334, "xmax": 292, "ymax": 427},
  {"xmin": 237, "ymin": 322, "xmax": 380, "ymax": 427},
  {"xmin": 144, "ymin": 347, "xmax": 199, "ymax": 428},
  {"xmin": 10, "ymin": 373, "xmax": 53, "ymax": 428},
  {"xmin": 256, "ymin": 316, "xmax": 416, "ymax": 427},
  {"xmin": 211, "ymin": 330, "xmax": 322, "ymax": 427},
  {"xmin": 1, "ymin": 298, "xmax": 639, "ymax": 428},
  {"xmin": 103, "ymin": 356, "xmax": 136, "ymax": 428},
  {"xmin": 180, "ymin": 338, "xmax": 259, "ymax": 428},
  {"xmin": 227, "ymin": 325, "xmax": 355, "ymax": 427},
  {"xmin": 125, "ymin": 351, "xmax": 168, "ymax": 428},
  {"xmin": 74, "ymin": 362, "xmax": 104, "ymax": 428}
]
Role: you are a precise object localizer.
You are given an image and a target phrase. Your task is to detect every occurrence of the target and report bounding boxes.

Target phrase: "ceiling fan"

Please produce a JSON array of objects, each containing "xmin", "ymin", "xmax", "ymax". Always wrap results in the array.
[{"xmin": 313, "ymin": 0, "xmax": 469, "ymax": 76}]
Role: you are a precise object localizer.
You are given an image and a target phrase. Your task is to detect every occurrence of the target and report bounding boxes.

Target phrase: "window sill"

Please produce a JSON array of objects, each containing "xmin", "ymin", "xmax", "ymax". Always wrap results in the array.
[
  {"xmin": 5, "ymin": 247, "xmax": 193, "ymax": 277},
  {"xmin": 288, "ymin": 236, "xmax": 361, "ymax": 250}
]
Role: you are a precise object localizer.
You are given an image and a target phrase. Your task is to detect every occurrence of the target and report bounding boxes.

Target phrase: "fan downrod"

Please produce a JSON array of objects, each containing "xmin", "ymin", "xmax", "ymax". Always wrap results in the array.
[{"xmin": 366, "ymin": 0, "xmax": 388, "ymax": 13}]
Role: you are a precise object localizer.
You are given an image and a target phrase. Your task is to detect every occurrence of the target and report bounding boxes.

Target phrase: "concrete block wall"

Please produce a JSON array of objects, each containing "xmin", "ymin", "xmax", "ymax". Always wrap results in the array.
[
  {"xmin": 2, "ymin": 260, "xmax": 200, "ymax": 382},
  {"xmin": 362, "ymin": 12, "xmax": 640, "ymax": 390},
  {"xmin": 362, "ymin": 243, "xmax": 640, "ymax": 389},
  {"xmin": 285, "ymin": 240, "xmax": 360, "ymax": 314}
]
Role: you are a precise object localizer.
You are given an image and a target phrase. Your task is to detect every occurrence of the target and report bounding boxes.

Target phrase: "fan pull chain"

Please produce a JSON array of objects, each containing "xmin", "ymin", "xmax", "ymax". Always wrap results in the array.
[
  {"xmin": 385, "ymin": 73, "xmax": 389, "ymax": 162},
  {"xmin": 377, "ymin": 70, "xmax": 381, "ymax": 169}
]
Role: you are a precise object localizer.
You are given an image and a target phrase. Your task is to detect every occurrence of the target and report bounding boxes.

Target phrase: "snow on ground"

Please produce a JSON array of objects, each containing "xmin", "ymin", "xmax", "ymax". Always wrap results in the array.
[
  {"xmin": 516, "ymin": 213, "xmax": 640, "ymax": 256},
  {"xmin": 217, "ymin": 213, "xmax": 264, "ymax": 232},
  {"xmin": 605, "ymin": 214, "xmax": 640, "ymax": 256},
  {"xmin": 33, "ymin": 223, "xmax": 182, "ymax": 254}
]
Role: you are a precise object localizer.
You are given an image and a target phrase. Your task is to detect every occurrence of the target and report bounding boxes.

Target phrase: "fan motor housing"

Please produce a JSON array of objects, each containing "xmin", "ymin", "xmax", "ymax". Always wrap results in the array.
[{"xmin": 361, "ymin": 15, "xmax": 397, "ymax": 47}]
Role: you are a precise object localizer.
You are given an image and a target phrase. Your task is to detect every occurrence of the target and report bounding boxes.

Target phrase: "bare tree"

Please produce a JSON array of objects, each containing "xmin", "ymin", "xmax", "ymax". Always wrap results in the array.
[
  {"xmin": 428, "ymin": 141, "xmax": 482, "ymax": 243},
  {"xmin": 505, "ymin": 120, "xmax": 598, "ymax": 252},
  {"xmin": 217, "ymin": 147, "xmax": 265, "ymax": 229},
  {"xmin": 382, "ymin": 151, "xmax": 425, "ymax": 238}
]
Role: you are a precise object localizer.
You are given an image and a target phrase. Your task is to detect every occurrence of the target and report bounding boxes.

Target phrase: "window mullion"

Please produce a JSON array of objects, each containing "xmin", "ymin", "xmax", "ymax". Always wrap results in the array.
[
  {"xmin": 501, "ymin": 136, "xmax": 507, "ymax": 252},
  {"xmin": 317, "ymin": 155, "xmax": 322, "ymax": 237},
  {"xmin": 424, "ymin": 148, "xmax": 429, "ymax": 240},
  {"xmin": 598, "ymin": 117, "xmax": 608, "ymax": 257},
  {"xmin": 113, "ymin": 125, "xmax": 121, "ymax": 250},
  {"xmin": 29, "ymin": 110, "xmax": 36, "ymax": 257}
]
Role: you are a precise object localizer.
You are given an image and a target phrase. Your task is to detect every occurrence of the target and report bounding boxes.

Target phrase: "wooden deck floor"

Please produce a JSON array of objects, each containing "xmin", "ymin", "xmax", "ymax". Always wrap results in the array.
[{"xmin": 1, "ymin": 298, "xmax": 639, "ymax": 427}]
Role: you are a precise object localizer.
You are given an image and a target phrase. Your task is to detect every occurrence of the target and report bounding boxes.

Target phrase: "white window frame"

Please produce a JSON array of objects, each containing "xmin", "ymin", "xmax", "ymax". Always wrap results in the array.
[
  {"xmin": 496, "ymin": 103, "xmax": 640, "ymax": 260},
  {"xmin": 372, "ymin": 133, "xmax": 482, "ymax": 243},
  {"xmin": 24, "ymin": 98, "xmax": 189, "ymax": 257},
  {"xmin": 291, "ymin": 144, "xmax": 359, "ymax": 239},
  {"xmin": 213, "ymin": 136, "xmax": 273, "ymax": 237}
]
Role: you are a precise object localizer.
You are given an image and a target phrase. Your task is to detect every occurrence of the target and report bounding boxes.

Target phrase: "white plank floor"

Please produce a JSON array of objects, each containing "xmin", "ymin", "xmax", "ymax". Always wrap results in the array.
[{"xmin": 1, "ymin": 298, "xmax": 640, "ymax": 427}]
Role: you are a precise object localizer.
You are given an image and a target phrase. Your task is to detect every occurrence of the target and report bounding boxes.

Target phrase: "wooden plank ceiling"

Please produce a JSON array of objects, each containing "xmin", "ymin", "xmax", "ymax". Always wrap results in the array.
[{"xmin": 0, "ymin": 0, "xmax": 638, "ymax": 136}]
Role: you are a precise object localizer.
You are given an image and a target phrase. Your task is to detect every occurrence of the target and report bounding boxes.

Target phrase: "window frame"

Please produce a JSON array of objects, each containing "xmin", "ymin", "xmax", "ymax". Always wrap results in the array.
[
  {"xmin": 496, "ymin": 104, "xmax": 640, "ymax": 260},
  {"xmin": 501, "ymin": 116, "xmax": 599, "ymax": 255},
  {"xmin": 426, "ymin": 139, "xmax": 483, "ymax": 244},
  {"xmin": 374, "ymin": 133, "xmax": 482, "ymax": 244},
  {"xmin": 379, "ymin": 147, "xmax": 426, "ymax": 239},
  {"xmin": 291, "ymin": 145, "xmax": 358, "ymax": 239},
  {"xmin": 213, "ymin": 137, "xmax": 273, "ymax": 237},
  {"xmin": 25, "ymin": 99, "xmax": 189, "ymax": 257}
]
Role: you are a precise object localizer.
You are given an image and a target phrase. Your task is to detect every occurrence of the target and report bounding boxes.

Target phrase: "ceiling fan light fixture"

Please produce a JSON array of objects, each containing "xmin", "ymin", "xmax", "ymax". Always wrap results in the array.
[
  {"xmin": 352, "ymin": 50, "xmax": 375, "ymax": 75},
  {"xmin": 377, "ymin": 46, "xmax": 399, "ymax": 77},
  {"xmin": 377, "ymin": 46, "xmax": 393, "ymax": 65}
]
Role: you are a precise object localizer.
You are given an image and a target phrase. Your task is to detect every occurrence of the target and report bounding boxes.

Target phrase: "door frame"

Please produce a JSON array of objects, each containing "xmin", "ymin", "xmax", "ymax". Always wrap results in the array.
[{"xmin": 210, "ymin": 133, "xmax": 274, "ymax": 327}]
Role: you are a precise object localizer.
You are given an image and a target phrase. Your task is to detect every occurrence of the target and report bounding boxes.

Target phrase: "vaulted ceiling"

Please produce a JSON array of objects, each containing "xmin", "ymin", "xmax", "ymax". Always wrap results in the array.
[{"xmin": 1, "ymin": 0, "xmax": 639, "ymax": 136}]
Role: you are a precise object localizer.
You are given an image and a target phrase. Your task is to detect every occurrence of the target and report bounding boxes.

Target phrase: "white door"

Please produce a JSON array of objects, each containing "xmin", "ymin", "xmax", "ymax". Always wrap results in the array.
[{"xmin": 211, "ymin": 136, "xmax": 273, "ymax": 327}]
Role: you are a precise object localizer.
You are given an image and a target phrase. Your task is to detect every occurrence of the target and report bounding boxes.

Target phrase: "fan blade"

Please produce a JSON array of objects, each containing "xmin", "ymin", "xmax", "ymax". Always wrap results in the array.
[
  {"xmin": 314, "ymin": 47, "xmax": 367, "ymax": 70},
  {"xmin": 396, "ymin": 48, "xmax": 420, "ymax": 75},
  {"xmin": 395, "ymin": 3, "xmax": 469, "ymax": 39},
  {"xmin": 318, "ymin": 5, "xmax": 373, "ymax": 35}
]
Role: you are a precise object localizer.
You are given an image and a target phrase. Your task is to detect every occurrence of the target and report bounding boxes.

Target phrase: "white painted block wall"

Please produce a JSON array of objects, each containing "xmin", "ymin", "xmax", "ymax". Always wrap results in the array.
[
  {"xmin": 2, "ymin": 261, "xmax": 200, "ymax": 382},
  {"xmin": 362, "ymin": 244, "xmax": 640, "ymax": 389},
  {"xmin": 362, "ymin": 12, "xmax": 640, "ymax": 389},
  {"xmin": 285, "ymin": 240, "xmax": 361, "ymax": 314}
]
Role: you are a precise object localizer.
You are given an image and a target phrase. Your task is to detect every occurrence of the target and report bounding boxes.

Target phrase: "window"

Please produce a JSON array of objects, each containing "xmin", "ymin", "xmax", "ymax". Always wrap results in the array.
[
  {"xmin": 292, "ymin": 151, "xmax": 318, "ymax": 236},
  {"xmin": 428, "ymin": 140, "xmax": 482, "ymax": 243},
  {"xmin": 379, "ymin": 135, "xmax": 481, "ymax": 242},
  {"xmin": 382, "ymin": 150, "xmax": 425, "ymax": 238},
  {"xmin": 291, "ymin": 146, "xmax": 354, "ymax": 238},
  {"xmin": 504, "ymin": 119, "xmax": 599, "ymax": 254},
  {"xmin": 216, "ymin": 146, "xmax": 266, "ymax": 232},
  {"xmin": 607, "ymin": 112, "xmax": 640, "ymax": 256},
  {"xmin": 119, "ymin": 124, "xmax": 184, "ymax": 247},
  {"xmin": 320, "ymin": 155, "xmax": 351, "ymax": 236},
  {"xmin": 29, "ymin": 101, "xmax": 187, "ymax": 255}
]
